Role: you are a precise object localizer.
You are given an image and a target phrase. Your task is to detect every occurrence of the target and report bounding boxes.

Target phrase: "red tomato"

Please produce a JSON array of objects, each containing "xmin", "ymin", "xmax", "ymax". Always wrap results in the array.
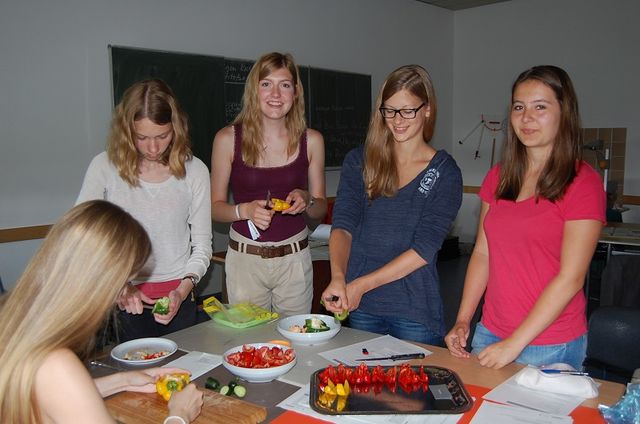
[
  {"xmin": 226, "ymin": 345, "xmax": 295, "ymax": 368},
  {"xmin": 371, "ymin": 365, "xmax": 385, "ymax": 384}
]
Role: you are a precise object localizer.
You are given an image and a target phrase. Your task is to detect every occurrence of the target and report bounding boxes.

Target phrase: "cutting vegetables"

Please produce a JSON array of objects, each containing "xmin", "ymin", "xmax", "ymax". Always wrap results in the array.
[{"xmin": 288, "ymin": 317, "xmax": 330, "ymax": 333}]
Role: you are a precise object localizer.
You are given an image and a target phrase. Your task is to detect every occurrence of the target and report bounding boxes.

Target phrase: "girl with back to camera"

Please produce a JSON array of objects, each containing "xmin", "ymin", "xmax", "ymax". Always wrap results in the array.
[
  {"xmin": 0, "ymin": 200, "xmax": 203, "ymax": 423},
  {"xmin": 211, "ymin": 52, "xmax": 327, "ymax": 315},
  {"xmin": 321, "ymin": 65, "xmax": 463, "ymax": 345},
  {"xmin": 77, "ymin": 79, "xmax": 212, "ymax": 341},
  {"xmin": 445, "ymin": 65, "xmax": 606, "ymax": 369}
]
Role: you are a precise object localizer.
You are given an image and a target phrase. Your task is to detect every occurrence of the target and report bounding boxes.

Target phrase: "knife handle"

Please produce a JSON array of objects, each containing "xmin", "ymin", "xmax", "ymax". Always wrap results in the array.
[{"xmin": 392, "ymin": 353, "xmax": 426, "ymax": 360}]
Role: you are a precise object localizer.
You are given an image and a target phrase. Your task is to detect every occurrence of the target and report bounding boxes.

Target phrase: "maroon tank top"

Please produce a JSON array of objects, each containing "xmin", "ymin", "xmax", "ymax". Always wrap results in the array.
[{"xmin": 229, "ymin": 124, "xmax": 309, "ymax": 242}]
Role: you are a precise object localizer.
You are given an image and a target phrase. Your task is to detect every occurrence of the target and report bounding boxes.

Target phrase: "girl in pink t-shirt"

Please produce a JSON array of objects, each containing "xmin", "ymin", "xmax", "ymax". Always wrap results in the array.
[{"xmin": 445, "ymin": 65, "xmax": 606, "ymax": 370}]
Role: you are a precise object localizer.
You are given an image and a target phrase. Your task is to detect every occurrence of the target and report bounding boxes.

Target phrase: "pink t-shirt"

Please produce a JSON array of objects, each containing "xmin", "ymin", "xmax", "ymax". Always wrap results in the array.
[{"xmin": 479, "ymin": 162, "xmax": 606, "ymax": 345}]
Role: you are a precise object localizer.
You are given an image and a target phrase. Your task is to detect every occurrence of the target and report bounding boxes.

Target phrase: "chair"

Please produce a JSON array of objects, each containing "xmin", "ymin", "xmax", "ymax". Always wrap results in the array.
[
  {"xmin": 584, "ymin": 306, "xmax": 640, "ymax": 382},
  {"xmin": 600, "ymin": 252, "xmax": 640, "ymax": 308}
]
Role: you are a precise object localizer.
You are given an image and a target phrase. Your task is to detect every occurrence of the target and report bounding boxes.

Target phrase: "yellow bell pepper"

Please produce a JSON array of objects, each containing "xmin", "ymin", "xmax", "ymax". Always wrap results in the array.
[
  {"xmin": 270, "ymin": 198, "xmax": 291, "ymax": 211},
  {"xmin": 156, "ymin": 373, "xmax": 190, "ymax": 401}
]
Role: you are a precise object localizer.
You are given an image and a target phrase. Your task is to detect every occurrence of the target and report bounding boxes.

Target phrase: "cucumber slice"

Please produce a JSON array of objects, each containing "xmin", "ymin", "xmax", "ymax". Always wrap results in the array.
[
  {"xmin": 227, "ymin": 381, "xmax": 238, "ymax": 391},
  {"xmin": 219, "ymin": 385, "xmax": 230, "ymax": 396},
  {"xmin": 205, "ymin": 377, "xmax": 221, "ymax": 391},
  {"xmin": 334, "ymin": 310, "xmax": 349, "ymax": 321},
  {"xmin": 233, "ymin": 385, "xmax": 247, "ymax": 398}
]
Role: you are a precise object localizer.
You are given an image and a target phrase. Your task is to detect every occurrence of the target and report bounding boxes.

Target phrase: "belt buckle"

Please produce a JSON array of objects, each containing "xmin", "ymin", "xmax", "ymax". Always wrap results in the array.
[{"xmin": 259, "ymin": 245, "xmax": 276, "ymax": 259}]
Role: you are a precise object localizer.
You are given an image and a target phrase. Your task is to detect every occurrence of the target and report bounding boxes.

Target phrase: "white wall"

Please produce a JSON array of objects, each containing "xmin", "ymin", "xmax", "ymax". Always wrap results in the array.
[
  {"xmin": 3, "ymin": 0, "xmax": 639, "ymax": 289},
  {"xmin": 0, "ymin": 0, "xmax": 453, "ymax": 290},
  {"xmin": 452, "ymin": 0, "xmax": 640, "ymax": 242}
]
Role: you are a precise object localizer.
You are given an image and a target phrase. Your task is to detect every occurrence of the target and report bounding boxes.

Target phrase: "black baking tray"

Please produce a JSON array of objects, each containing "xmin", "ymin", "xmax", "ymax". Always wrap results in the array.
[{"xmin": 309, "ymin": 365, "xmax": 473, "ymax": 415}]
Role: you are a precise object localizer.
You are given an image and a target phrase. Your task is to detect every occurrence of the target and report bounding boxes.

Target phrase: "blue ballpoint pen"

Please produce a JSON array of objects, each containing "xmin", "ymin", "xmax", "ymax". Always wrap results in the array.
[{"xmin": 540, "ymin": 369, "xmax": 589, "ymax": 376}]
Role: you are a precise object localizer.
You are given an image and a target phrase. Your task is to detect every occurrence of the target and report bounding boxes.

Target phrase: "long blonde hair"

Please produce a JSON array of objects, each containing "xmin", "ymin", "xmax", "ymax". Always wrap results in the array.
[
  {"xmin": 364, "ymin": 65, "xmax": 437, "ymax": 199},
  {"xmin": 0, "ymin": 200, "xmax": 151, "ymax": 423},
  {"xmin": 233, "ymin": 52, "xmax": 306, "ymax": 166},
  {"xmin": 107, "ymin": 79, "xmax": 192, "ymax": 186}
]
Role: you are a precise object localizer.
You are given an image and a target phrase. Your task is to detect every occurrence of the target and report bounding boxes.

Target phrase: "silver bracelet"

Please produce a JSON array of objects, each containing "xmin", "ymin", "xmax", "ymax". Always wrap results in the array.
[{"xmin": 163, "ymin": 416, "xmax": 187, "ymax": 424}]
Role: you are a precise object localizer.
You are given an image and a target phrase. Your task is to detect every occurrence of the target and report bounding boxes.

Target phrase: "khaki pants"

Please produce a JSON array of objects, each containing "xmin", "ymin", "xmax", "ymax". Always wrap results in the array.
[{"xmin": 225, "ymin": 227, "xmax": 313, "ymax": 316}]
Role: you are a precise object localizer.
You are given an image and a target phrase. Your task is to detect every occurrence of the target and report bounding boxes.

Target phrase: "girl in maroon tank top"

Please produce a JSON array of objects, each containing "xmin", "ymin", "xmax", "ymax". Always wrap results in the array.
[{"xmin": 210, "ymin": 52, "xmax": 327, "ymax": 315}]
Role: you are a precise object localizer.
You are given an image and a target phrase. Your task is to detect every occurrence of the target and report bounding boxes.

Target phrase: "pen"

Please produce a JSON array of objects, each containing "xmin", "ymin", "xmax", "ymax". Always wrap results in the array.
[{"xmin": 540, "ymin": 369, "xmax": 589, "ymax": 376}]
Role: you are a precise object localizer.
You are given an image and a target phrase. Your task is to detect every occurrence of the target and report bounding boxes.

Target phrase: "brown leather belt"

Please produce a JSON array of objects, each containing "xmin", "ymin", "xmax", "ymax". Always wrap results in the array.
[{"xmin": 228, "ymin": 237, "xmax": 309, "ymax": 259}]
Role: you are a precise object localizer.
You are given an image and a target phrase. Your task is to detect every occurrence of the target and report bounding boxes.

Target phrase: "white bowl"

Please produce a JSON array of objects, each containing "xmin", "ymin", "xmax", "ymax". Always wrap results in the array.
[
  {"xmin": 277, "ymin": 314, "xmax": 341, "ymax": 346},
  {"xmin": 110, "ymin": 337, "xmax": 178, "ymax": 365},
  {"xmin": 222, "ymin": 343, "xmax": 296, "ymax": 383}
]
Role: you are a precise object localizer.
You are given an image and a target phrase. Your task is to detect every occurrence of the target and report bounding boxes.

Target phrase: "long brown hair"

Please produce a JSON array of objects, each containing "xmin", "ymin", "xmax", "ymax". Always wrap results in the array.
[
  {"xmin": 364, "ymin": 65, "xmax": 437, "ymax": 199},
  {"xmin": 233, "ymin": 52, "xmax": 306, "ymax": 166},
  {"xmin": 0, "ymin": 200, "xmax": 151, "ymax": 423},
  {"xmin": 107, "ymin": 79, "xmax": 192, "ymax": 186},
  {"xmin": 497, "ymin": 65, "xmax": 583, "ymax": 201}
]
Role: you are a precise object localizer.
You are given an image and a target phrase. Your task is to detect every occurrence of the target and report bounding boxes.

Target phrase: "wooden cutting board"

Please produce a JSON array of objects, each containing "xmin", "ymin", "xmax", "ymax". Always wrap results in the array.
[{"xmin": 106, "ymin": 390, "xmax": 267, "ymax": 424}]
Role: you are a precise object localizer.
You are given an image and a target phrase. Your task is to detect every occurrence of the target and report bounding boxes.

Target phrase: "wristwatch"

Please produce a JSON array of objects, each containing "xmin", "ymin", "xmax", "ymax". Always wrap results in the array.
[{"xmin": 183, "ymin": 275, "xmax": 199, "ymax": 288}]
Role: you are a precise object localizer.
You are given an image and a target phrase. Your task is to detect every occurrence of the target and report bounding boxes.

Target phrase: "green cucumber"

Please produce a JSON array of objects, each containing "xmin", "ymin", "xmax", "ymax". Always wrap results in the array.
[
  {"xmin": 205, "ymin": 377, "xmax": 220, "ymax": 391},
  {"xmin": 233, "ymin": 385, "xmax": 247, "ymax": 398},
  {"xmin": 334, "ymin": 310, "xmax": 349, "ymax": 321},
  {"xmin": 219, "ymin": 385, "xmax": 230, "ymax": 396}
]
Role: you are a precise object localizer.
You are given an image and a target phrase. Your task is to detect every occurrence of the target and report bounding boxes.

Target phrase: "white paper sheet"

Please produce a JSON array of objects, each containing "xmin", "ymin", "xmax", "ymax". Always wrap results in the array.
[
  {"xmin": 482, "ymin": 367, "xmax": 586, "ymax": 416},
  {"xmin": 318, "ymin": 335, "xmax": 432, "ymax": 366},
  {"xmin": 161, "ymin": 351, "xmax": 222, "ymax": 380},
  {"xmin": 277, "ymin": 384, "xmax": 461, "ymax": 424},
  {"xmin": 470, "ymin": 401, "xmax": 573, "ymax": 424}
]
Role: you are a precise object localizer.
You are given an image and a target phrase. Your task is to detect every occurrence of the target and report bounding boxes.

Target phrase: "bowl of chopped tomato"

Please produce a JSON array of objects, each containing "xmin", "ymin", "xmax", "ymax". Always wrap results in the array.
[{"xmin": 222, "ymin": 343, "xmax": 296, "ymax": 383}]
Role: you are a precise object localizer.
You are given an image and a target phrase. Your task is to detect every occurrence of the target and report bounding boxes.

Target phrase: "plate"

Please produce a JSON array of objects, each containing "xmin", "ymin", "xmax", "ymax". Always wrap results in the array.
[
  {"xmin": 110, "ymin": 337, "xmax": 178, "ymax": 365},
  {"xmin": 210, "ymin": 303, "xmax": 278, "ymax": 329},
  {"xmin": 222, "ymin": 343, "xmax": 296, "ymax": 383},
  {"xmin": 309, "ymin": 365, "xmax": 473, "ymax": 415},
  {"xmin": 277, "ymin": 314, "xmax": 341, "ymax": 345}
]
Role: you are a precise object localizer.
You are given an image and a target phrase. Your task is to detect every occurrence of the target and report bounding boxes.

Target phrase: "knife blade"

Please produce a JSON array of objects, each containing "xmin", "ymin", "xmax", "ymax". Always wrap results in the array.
[
  {"xmin": 355, "ymin": 352, "xmax": 426, "ymax": 361},
  {"xmin": 265, "ymin": 189, "xmax": 272, "ymax": 210}
]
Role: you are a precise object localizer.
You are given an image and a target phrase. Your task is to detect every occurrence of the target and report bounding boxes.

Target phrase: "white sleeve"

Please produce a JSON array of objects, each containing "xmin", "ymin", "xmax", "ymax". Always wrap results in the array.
[
  {"xmin": 76, "ymin": 153, "xmax": 109, "ymax": 204},
  {"xmin": 184, "ymin": 158, "xmax": 212, "ymax": 279}
]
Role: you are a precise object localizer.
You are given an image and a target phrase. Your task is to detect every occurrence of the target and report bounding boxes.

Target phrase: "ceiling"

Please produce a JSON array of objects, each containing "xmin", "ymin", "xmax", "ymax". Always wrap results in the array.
[{"xmin": 416, "ymin": 0, "xmax": 512, "ymax": 11}]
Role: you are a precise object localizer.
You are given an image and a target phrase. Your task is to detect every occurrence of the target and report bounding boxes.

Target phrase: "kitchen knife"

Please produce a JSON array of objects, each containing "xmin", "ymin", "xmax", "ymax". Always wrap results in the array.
[{"xmin": 355, "ymin": 352, "xmax": 426, "ymax": 361}]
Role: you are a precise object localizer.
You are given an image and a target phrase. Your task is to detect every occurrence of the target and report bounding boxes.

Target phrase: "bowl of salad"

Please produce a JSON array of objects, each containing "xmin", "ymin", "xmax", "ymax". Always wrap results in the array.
[
  {"xmin": 222, "ymin": 343, "xmax": 296, "ymax": 383},
  {"xmin": 277, "ymin": 314, "xmax": 341, "ymax": 345}
]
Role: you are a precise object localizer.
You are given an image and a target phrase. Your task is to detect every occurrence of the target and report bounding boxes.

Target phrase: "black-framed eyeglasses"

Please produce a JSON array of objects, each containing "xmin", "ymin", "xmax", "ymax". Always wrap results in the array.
[{"xmin": 379, "ymin": 103, "xmax": 425, "ymax": 119}]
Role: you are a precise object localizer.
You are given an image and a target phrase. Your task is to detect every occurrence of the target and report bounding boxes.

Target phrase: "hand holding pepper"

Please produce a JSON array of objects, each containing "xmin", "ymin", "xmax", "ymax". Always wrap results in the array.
[
  {"xmin": 168, "ymin": 384, "xmax": 203, "ymax": 423},
  {"xmin": 156, "ymin": 373, "xmax": 191, "ymax": 401}
]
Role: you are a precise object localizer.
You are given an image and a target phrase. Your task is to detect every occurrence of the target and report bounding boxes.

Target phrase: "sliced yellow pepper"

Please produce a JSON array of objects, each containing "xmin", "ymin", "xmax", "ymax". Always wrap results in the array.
[
  {"xmin": 270, "ymin": 198, "xmax": 291, "ymax": 211},
  {"xmin": 156, "ymin": 373, "xmax": 190, "ymax": 401},
  {"xmin": 323, "ymin": 379, "xmax": 336, "ymax": 395},
  {"xmin": 336, "ymin": 396, "xmax": 347, "ymax": 412}
]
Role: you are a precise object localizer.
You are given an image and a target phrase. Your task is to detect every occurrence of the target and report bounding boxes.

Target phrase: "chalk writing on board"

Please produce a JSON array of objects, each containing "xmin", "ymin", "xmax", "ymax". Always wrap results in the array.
[{"xmin": 224, "ymin": 59, "xmax": 254, "ymax": 83}]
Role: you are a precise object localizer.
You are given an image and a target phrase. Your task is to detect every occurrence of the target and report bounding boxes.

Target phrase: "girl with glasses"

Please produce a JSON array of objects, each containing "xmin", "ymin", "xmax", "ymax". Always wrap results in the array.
[{"xmin": 321, "ymin": 65, "xmax": 463, "ymax": 345}]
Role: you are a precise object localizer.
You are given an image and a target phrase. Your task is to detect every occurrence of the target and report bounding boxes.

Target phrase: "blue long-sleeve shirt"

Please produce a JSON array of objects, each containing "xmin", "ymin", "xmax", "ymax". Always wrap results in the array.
[{"xmin": 332, "ymin": 146, "xmax": 463, "ymax": 336}]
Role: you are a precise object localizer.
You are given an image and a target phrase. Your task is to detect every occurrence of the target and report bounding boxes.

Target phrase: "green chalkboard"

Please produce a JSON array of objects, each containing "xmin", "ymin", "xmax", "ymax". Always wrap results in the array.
[
  {"xmin": 308, "ymin": 68, "xmax": 371, "ymax": 167},
  {"xmin": 110, "ymin": 47, "xmax": 370, "ymax": 168}
]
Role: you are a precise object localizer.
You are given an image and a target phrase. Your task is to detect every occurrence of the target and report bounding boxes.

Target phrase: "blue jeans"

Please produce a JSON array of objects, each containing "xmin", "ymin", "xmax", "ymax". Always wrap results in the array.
[
  {"xmin": 471, "ymin": 322, "xmax": 587, "ymax": 370},
  {"xmin": 348, "ymin": 310, "xmax": 443, "ymax": 346}
]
